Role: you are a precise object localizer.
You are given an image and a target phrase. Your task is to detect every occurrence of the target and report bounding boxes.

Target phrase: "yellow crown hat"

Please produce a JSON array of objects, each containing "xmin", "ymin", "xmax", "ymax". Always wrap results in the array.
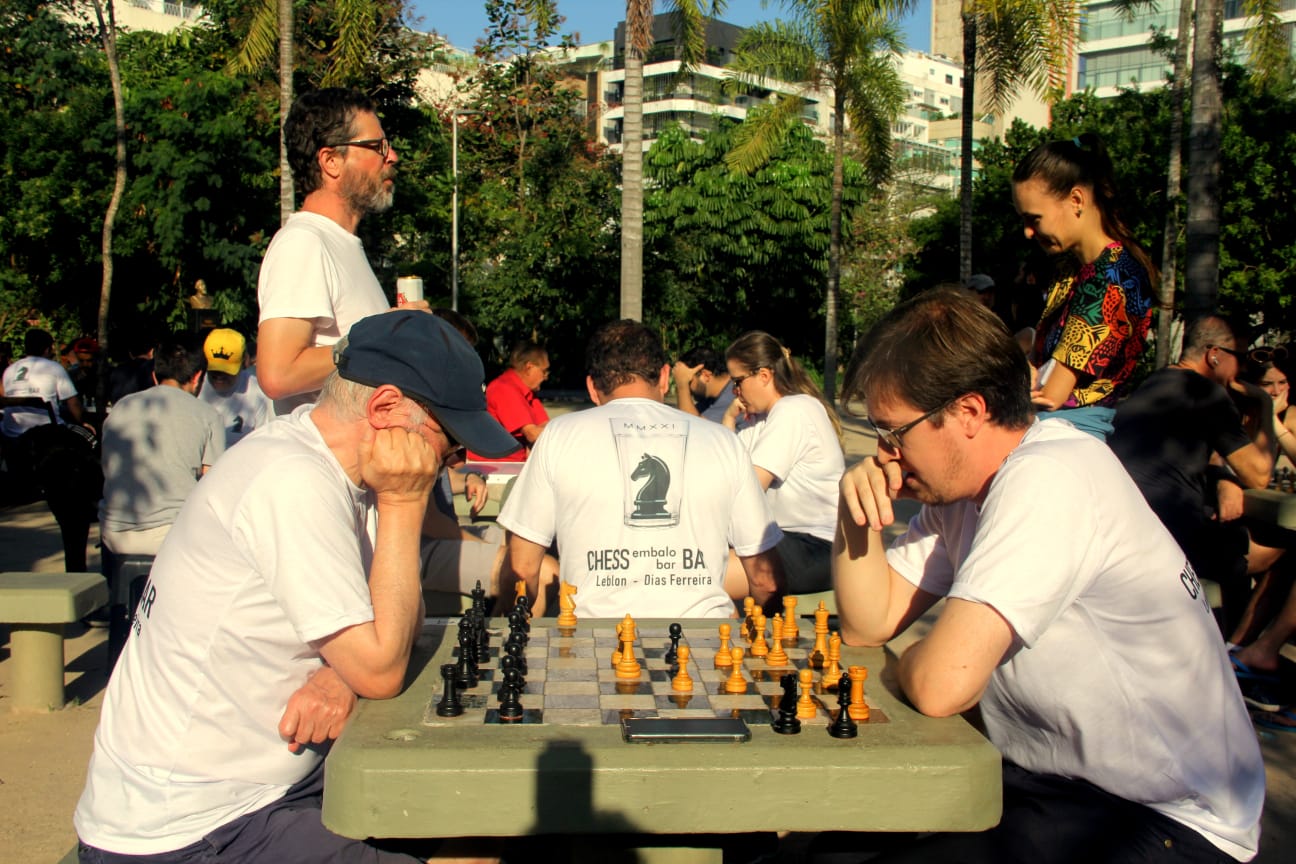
[{"xmin": 204, "ymin": 328, "xmax": 245, "ymax": 376}]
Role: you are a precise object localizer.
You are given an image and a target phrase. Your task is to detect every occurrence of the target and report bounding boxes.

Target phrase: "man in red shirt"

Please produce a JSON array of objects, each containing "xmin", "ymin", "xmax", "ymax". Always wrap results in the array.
[{"xmin": 469, "ymin": 340, "xmax": 550, "ymax": 462}]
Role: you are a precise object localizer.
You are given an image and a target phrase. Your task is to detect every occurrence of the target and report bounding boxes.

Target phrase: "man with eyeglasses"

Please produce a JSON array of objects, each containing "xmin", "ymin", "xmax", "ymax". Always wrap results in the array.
[
  {"xmin": 257, "ymin": 88, "xmax": 418, "ymax": 416},
  {"xmin": 1110, "ymin": 315, "xmax": 1278, "ymax": 639},
  {"xmin": 833, "ymin": 291, "xmax": 1263, "ymax": 863},
  {"xmin": 75, "ymin": 311, "xmax": 519, "ymax": 863}
]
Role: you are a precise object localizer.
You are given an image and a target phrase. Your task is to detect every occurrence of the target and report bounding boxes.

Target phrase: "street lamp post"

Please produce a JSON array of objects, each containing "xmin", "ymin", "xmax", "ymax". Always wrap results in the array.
[{"xmin": 450, "ymin": 109, "xmax": 481, "ymax": 313}]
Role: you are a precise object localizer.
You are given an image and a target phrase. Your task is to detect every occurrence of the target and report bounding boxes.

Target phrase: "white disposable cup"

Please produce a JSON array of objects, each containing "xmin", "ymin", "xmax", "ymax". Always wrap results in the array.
[{"xmin": 396, "ymin": 276, "xmax": 424, "ymax": 305}]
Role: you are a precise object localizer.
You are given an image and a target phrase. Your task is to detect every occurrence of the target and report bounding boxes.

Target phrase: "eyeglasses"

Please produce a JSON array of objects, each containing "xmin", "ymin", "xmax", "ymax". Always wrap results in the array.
[
  {"xmin": 1207, "ymin": 344, "xmax": 1245, "ymax": 361},
  {"xmin": 323, "ymin": 137, "xmax": 391, "ymax": 159},
  {"xmin": 868, "ymin": 399, "xmax": 956, "ymax": 452},
  {"xmin": 1249, "ymin": 346, "xmax": 1289, "ymax": 364},
  {"xmin": 731, "ymin": 369, "xmax": 764, "ymax": 389}
]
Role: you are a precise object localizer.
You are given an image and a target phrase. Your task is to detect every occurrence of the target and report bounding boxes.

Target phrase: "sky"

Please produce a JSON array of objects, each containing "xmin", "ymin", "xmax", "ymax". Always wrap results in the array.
[{"xmin": 408, "ymin": 0, "xmax": 934, "ymax": 55}]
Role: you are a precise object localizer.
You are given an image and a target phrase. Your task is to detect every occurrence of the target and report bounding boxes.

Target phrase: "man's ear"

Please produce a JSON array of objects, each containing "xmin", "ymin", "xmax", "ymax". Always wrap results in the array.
[
  {"xmin": 657, "ymin": 364, "xmax": 671, "ymax": 398},
  {"xmin": 188, "ymin": 370, "xmax": 204, "ymax": 394},
  {"xmin": 953, "ymin": 392, "xmax": 990, "ymax": 438},
  {"xmin": 366, "ymin": 384, "xmax": 407, "ymax": 427},
  {"xmin": 317, "ymin": 145, "xmax": 345, "ymax": 183},
  {"xmin": 586, "ymin": 376, "xmax": 604, "ymax": 406}
]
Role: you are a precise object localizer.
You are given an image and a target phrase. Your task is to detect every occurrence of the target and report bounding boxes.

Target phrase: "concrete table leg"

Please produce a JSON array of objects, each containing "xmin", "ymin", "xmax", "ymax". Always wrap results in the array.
[{"xmin": 9, "ymin": 623, "xmax": 67, "ymax": 711}]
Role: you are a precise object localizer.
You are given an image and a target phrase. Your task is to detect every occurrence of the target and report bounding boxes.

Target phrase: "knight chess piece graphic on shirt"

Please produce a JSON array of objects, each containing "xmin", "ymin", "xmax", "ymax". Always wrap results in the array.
[{"xmin": 612, "ymin": 418, "xmax": 687, "ymax": 528}]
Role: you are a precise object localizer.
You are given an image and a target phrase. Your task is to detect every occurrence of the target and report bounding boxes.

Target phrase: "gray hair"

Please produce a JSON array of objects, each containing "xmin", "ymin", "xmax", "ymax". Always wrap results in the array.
[{"xmin": 317, "ymin": 371, "xmax": 376, "ymax": 420}]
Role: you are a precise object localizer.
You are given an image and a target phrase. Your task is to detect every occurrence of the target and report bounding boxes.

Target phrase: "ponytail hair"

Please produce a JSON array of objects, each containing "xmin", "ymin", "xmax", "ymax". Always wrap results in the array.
[
  {"xmin": 726, "ymin": 331, "xmax": 842, "ymax": 439},
  {"xmin": 1013, "ymin": 132, "xmax": 1159, "ymax": 287}
]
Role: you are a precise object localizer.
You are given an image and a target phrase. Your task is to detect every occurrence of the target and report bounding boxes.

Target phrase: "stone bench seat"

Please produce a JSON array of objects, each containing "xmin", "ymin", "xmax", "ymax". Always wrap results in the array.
[{"xmin": 1, "ymin": 571, "xmax": 107, "ymax": 711}]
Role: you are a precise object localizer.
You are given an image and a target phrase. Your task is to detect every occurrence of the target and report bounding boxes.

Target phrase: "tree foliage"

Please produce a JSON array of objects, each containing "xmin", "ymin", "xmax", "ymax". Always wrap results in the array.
[{"xmin": 643, "ymin": 119, "xmax": 867, "ymax": 360}]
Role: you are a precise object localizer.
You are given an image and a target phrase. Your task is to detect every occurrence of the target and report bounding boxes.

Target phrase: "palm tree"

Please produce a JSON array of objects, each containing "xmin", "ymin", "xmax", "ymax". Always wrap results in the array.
[
  {"xmin": 724, "ymin": 0, "xmax": 910, "ymax": 402},
  {"xmin": 621, "ymin": 1, "xmax": 726, "ymax": 321},
  {"xmin": 954, "ymin": 0, "xmax": 1080, "ymax": 284}
]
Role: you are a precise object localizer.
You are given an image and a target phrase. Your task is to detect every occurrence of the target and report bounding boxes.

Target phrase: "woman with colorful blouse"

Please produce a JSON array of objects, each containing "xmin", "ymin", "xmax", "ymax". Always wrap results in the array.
[{"xmin": 1012, "ymin": 133, "xmax": 1157, "ymax": 440}]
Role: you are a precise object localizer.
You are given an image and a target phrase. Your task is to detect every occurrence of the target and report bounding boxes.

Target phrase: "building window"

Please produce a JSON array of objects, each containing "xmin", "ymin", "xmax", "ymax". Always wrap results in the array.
[{"xmin": 945, "ymin": 74, "xmax": 953, "ymax": 84}]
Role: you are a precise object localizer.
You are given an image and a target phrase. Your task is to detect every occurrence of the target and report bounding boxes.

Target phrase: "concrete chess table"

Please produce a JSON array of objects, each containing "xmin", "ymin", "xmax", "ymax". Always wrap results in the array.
[{"xmin": 323, "ymin": 617, "xmax": 1002, "ymax": 860}]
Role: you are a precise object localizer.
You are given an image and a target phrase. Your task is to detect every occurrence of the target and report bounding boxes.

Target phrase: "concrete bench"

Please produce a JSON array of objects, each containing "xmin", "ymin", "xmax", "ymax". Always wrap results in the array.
[{"xmin": 1, "ymin": 571, "xmax": 107, "ymax": 711}]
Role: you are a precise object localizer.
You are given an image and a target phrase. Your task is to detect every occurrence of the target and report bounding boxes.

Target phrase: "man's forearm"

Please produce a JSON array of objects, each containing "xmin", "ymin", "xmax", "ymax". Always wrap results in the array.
[
  {"xmin": 740, "ymin": 551, "xmax": 781, "ymax": 609},
  {"xmin": 356, "ymin": 500, "xmax": 427, "ymax": 696},
  {"xmin": 832, "ymin": 510, "xmax": 902, "ymax": 647},
  {"xmin": 257, "ymin": 343, "xmax": 336, "ymax": 399},
  {"xmin": 508, "ymin": 535, "xmax": 546, "ymax": 602}
]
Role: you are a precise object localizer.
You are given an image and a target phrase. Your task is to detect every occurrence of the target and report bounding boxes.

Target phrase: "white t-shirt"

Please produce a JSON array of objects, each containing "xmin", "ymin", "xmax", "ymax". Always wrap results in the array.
[
  {"xmin": 256, "ymin": 211, "xmax": 389, "ymax": 414},
  {"xmin": 738, "ymin": 393, "xmax": 843, "ymax": 542},
  {"xmin": 1, "ymin": 355, "xmax": 76, "ymax": 436},
  {"xmin": 499, "ymin": 398, "xmax": 781, "ymax": 619},
  {"xmin": 199, "ymin": 368, "xmax": 274, "ymax": 448},
  {"xmin": 885, "ymin": 419, "xmax": 1264, "ymax": 861},
  {"xmin": 75, "ymin": 408, "xmax": 379, "ymax": 855}
]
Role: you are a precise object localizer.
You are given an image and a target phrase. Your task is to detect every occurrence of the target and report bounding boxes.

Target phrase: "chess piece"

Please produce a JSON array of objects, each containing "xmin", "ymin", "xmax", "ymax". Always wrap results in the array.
[
  {"xmin": 847, "ymin": 665, "xmax": 869, "ymax": 721},
  {"xmin": 498, "ymin": 668, "xmax": 524, "ymax": 721},
  {"xmin": 435, "ymin": 663, "xmax": 464, "ymax": 717},
  {"xmin": 615, "ymin": 614, "xmax": 642, "ymax": 678},
  {"xmin": 782, "ymin": 596, "xmax": 799, "ymax": 642},
  {"xmin": 556, "ymin": 582, "xmax": 578, "ymax": 627},
  {"xmin": 504, "ymin": 639, "xmax": 527, "ymax": 677},
  {"xmin": 742, "ymin": 597, "xmax": 755, "ymax": 640},
  {"xmin": 750, "ymin": 610, "xmax": 768, "ymax": 658},
  {"xmin": 714, "ymin": 623, "xmax": 734, "ymax": 667},
  {"xmin": 664, "ymin": 622, "xmax": 683, "ymax": 665},
  {"xmin": 499, "ymin": 654, "xmax": 525, "ymax": 690},
  {"xmin": 796, "ymin": 667, "xmax": 817, "ymax": 719},
  {"xmin": 671, "ymin": 644, "xmax": 694, "ymax": 691},
  {"xmin": 471, "ymin": 580, "xmax": 488, "ymax": 617},
  {"xmin": 820, "ymin": 632, "xmax": 843, "ymax": 689},
  {"xmin": 612, "ymin": 618, "xmax": 624, "ymax": 667},
  {"xmin": 456, "ymin": 627, "xmax": 478, "ymax": 688},
  {"xmin": 514, "ymin": 579, "xmax": 528, "ymax": 611},
  {"xmin": 765, "ymin": 615, "xmax": 789, "ymax": 666},
  {"xmin": 810, "ymin": 601, "xmax": 830, "ymax": 668},
  {"xmin": 828, "ymin": 673, "xmax": 859, "ymax": 739},
  {"xmin": 724, "ymin": 647, "xmax": 747, "ymax": 693},
  {"xmin": 771, "ymin": 672, "xmax": 802, "ymax": 734}
]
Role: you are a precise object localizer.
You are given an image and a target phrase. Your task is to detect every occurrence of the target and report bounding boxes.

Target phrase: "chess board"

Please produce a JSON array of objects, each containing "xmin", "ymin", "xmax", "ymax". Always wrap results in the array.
[{"xmin": 421, "ymin": 620, "xmax": 887, "ymax": 729}]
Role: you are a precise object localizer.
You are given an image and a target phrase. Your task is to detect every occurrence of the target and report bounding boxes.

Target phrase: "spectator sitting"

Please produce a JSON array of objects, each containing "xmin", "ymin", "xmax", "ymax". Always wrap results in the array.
[
  {"xmin": 99, "ymin": 335, "xmax": 225, "ymax": 557},
  {"xmin": 199, "ymin": 328, "xmax": 273, "ymax": 449},
  {"xmin": 1248, "ymin": 349, "xmax": 1296, "ymax": 471},
  {"xmin": 1109, "ymin": 315, "xmax": 1278, "ymax": 636},
  {"xmin": 671, "ymin": 346, "xmax": 737, "ymax": 423},
  {"xmin": 74, "ymin": 310, "xmax": 517, "ymax": 862},
  {"xmin": 834, "ymin": 288, "xmax": 1263, "ymax": 862},
  {"xmin": 722, "ymin": 331, "xmax": 845, "ymax": 597},
  {"xmin": 500, "ymin": 319, "xmax": 782, "ymax": 619},
  {"xmin": 466, "ymin": 339, "xmax": 550, "ymax": 462}
]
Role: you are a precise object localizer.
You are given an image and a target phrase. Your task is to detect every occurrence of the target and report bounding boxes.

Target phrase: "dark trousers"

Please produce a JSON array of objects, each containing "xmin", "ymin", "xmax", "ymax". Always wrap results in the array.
[{"xmin": 876, "ymin": 762, "xmax": 1242, "ymax": 864}]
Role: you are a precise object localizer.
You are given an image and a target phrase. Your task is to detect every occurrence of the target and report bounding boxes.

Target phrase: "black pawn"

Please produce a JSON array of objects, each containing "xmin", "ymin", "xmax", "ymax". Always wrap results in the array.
[
  {"xmin": 828, "ymin": 673, "xmax": 858, "ymax": 739},
  {"xmin": 504, "ymin": 638, "xmax": 528, "ymax": 676},
  {"xmin": 664, "ymin": 622, "xmax": 683, "ymax": 665},
  {"xmin": 771, "ymin": 672, "xmax": 801, "ymax": 735},
  {"xmin": 456, "ymin": 629, "xmax": 479, "ymax": 688},
  {"xmin": 498, "ymin": 668, "xmax": 524, "ymax": 721},
  {"xmin": 436, "ymin": 663, "xmax": 464, "ymax": 717},
  {"xmin": 500, "ymin": 654, "xmax": 525, "ymax": 690}
]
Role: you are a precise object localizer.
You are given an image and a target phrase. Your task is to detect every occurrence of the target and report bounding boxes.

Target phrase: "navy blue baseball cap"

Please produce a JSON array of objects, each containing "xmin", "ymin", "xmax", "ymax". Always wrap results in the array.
[{"xmin": 335, "ymin": 311, "xmax": 520, "ymax": 458}]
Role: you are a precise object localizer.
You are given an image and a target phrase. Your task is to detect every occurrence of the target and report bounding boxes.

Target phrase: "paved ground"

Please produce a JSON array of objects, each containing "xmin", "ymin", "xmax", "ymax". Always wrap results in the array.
[{"xmin": 1, "ymin": 407, "xmax": 1294, "ymax": 862}]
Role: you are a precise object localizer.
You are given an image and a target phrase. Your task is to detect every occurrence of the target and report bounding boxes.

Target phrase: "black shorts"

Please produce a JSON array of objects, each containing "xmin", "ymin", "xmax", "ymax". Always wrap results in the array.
[{"xmin": 775, "ymin": 530, "xmax": 833, "ymax": 594}]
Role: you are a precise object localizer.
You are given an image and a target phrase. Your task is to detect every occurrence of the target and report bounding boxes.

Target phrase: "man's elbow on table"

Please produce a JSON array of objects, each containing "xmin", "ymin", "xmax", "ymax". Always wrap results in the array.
[{"xmin": 318, "ymin": 628, "xmax": 415, "ymax": 700}]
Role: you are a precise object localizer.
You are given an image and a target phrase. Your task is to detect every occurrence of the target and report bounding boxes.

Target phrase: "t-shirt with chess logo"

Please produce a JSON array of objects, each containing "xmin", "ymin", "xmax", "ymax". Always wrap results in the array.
[
  {"xmin": 885, "ymin": 419, "xmax": 1264, "ymax": 861},
  {"xmin": 256, "ymin": 211, "xmax": 390, "ymax": 415},
  {"xmin": 1, "ymin": 355, "xmax": 77, "ymax": 437},
  {"xmin": 500, "ymin": 397, "xmax": 781, "ymax": 619}
]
